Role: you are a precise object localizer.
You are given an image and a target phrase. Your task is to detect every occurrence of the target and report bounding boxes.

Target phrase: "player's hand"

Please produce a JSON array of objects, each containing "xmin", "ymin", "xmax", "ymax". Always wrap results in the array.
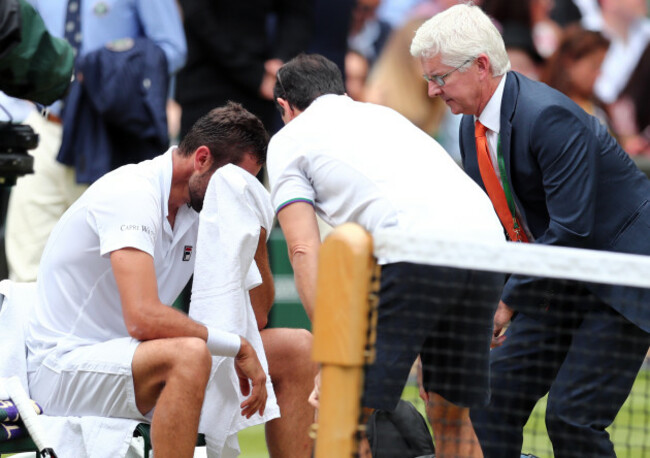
[
  {"xmin": 308, "ymin": 371, "xmax": 321, "ymax": 409},
  {"xmin": 491, "ymin": 300, "xmax": 513, "ymax": 348},
  {"xmin": 234, "ymin": 337, "xmax": 268, "ymax": 418}
]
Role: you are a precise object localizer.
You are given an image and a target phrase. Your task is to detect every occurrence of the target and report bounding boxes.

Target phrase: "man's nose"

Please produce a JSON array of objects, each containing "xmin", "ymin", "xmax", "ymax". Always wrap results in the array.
[{"xmin": 427, "ymin": 81, "xmax": 442, "ymax": 98}]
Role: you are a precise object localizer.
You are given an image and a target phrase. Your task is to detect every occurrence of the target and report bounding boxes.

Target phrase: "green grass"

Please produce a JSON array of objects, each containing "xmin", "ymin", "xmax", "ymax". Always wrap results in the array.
[
  {"xmin": 238, "ymin": 424, "xmax": 269, "ymax": 458},
  {"xmin": 238, "ymin": 369, "xmax": 650, "ymax": 458}
]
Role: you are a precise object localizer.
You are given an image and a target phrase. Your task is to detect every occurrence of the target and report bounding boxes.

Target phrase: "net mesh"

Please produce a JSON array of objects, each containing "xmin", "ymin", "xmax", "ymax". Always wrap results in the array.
[{"xmin": 312, "ymin": 226, "xmax": 650, "ymax": 458}]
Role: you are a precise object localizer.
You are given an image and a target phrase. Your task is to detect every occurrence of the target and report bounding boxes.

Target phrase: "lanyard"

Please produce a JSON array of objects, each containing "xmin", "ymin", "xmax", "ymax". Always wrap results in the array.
[{"xmin": 496, "ymin": 136, "xmax": 523, "ymax": 234}]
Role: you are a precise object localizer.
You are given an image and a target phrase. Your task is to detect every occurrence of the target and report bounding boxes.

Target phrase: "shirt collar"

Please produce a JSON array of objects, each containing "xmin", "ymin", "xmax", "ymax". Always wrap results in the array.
[{"xmin": 476, "ymin": 74, "xmax": 507, "ymax": 134}]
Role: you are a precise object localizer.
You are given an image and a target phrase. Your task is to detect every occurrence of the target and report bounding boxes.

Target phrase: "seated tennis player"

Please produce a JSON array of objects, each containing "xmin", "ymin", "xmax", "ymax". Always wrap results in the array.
[
  {"xmin": 267, "ymin": 53, "xmax": 506, "ymax": 457},
  {"xmin": 24, "ymin": 104, "xmax": 272, "ymax": 458}
]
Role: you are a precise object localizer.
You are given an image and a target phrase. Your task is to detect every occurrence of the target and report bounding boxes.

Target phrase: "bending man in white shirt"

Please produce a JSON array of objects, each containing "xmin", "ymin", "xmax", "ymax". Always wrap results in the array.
[{"xmin": 267, "ymin": 54, "xmax": 506, "ymax": 457}]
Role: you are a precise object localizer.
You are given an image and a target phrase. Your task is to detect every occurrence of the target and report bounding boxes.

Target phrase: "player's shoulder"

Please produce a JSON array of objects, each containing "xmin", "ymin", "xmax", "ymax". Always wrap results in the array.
[{"xmin": 89, "ymin": 159, "xmax": 164, "ymax": 210}]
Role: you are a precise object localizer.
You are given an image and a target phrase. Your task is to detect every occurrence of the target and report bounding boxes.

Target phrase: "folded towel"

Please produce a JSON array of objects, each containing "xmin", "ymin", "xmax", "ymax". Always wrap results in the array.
[
  {"xmin": 190, "ymin": 164, "xmax": 279, "ymax": 457},
  {"xmin": 0, "ymin": 281, "xmax": 139, "ymax": 457},
  {"xmin": 0, "ymin": 280, "xmax": 36, "ymax": 393}
]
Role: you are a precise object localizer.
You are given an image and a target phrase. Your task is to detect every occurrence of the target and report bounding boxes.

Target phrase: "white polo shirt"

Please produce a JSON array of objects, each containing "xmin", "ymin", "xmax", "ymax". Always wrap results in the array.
[
  {"xmin": 26, "ymin": 148, "xmax": 199, "ymax": 370},
  {"xmin": 267, "ymin": 95, "xmax": 504, "ymax": 263}
]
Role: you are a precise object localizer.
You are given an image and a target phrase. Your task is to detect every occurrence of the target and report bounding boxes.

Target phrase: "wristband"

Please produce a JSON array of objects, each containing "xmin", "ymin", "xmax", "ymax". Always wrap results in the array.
[{"xmin": 206, "ymin": 327, "xmax": 241, "ymax": 357}]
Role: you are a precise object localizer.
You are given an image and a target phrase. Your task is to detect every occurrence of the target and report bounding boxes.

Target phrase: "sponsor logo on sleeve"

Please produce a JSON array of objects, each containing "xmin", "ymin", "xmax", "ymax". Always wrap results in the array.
[{"xmin": 120, "ymin": 225, "xmax": 155, "ymax": 236}]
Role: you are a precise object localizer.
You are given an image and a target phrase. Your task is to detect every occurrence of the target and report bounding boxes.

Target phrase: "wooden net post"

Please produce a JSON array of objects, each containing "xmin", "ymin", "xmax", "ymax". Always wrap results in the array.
[{"xmin": 312, "ymin": 223, "xmax": 379, "ymax": 457}]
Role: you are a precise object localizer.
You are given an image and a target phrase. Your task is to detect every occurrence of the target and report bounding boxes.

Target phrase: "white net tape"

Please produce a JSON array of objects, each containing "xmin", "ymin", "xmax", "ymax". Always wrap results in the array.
[{"xmin": 373, "ymin": 230, "xmax": 650, "ymax": 289}]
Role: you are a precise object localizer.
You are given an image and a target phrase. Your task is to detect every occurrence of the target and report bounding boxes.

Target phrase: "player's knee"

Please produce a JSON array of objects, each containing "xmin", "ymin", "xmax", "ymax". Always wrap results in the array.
[
  {"xmin": 285, "ymin": 329, "xmax": 315, "ymax": 376},
  {"xmin": 290, "ymin": 328, "xmax": 313, "ymax": 360},
  {"xmin": 265, "ymin": 328, "xmax": 315, "ymax": 384},
  {"xmin": 171, "ymin": 337, "xmax": 212, "ymax": 383},
  {"xmin": 264, "ymin": 328, "xmax": 312, "ymax": 362}
]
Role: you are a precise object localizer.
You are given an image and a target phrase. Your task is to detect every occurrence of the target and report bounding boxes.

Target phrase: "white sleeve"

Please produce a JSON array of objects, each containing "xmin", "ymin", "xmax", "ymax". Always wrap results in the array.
[
  {"xmin": 87, "ymin": 180, "xmax": 161, "ymax": 258},
  {"xmin": 267, "ymin": 134, "xmax": 316, "ymax": 214}
]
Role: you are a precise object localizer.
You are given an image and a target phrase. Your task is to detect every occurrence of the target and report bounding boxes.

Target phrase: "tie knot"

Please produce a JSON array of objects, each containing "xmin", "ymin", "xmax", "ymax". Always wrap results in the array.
[{"xmin": 475, "ymin": 121, "xmax": 488, "ymax": 138}]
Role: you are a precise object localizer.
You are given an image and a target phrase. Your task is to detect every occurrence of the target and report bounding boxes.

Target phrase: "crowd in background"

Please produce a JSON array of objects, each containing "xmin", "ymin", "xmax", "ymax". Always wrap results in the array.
[
  {"xmin": 1, "ymin": 0, "xmax": 649, "ymax": 284},
  {"xmin": 340, "ymin": 0, "xmax": 650, "ymax": 159}
]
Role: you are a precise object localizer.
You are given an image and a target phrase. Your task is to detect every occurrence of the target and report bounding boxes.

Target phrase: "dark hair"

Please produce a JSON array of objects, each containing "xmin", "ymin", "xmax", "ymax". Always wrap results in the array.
[
  {"xmin": 273, "ymin": 53, "xmax": 346, "ymax": 116},
  {"xmin": 178, "ymin": 101, "xmax": 269, "ymax": 168},
  {"xmin": 541, "ymin": 24, "xmax": 609, "ymax": 96}
]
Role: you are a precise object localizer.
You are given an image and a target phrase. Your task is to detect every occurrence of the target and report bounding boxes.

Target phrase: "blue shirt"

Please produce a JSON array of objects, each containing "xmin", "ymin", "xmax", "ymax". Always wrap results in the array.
[{"xmin": 28, "ymin": 0, "xmax": 186, "ymax": 74}]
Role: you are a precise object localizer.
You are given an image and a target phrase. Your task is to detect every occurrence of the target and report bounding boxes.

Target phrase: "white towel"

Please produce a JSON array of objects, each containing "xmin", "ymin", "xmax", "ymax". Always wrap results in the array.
[
  {"xmin": 190, "ymin": 164, "xmax": 279, "ymax": 457},
  {"xmin": 0, "ymin": 279, "xmax": 139, "ymax": 458},
  {"xmin": 0, "ymin": 280, "xmax": 35, "ymax": 392}
]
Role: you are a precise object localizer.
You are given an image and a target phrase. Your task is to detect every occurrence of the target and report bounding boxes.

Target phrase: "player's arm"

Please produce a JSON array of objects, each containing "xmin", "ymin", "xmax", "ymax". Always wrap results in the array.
[
  {"xmin": 112, "ymin": 246, "xmax": 267, "ymax": 414},
  {"xmin": 111, "ymin": 247, "xmax": 209, "ymax": 341},
  {"xmin": 249, "ymin": 227, "xmax": 275, "ymax": 330},
  {"xmin": 276, "ymin": 201, "xmax": 321, "ymax": 321}
]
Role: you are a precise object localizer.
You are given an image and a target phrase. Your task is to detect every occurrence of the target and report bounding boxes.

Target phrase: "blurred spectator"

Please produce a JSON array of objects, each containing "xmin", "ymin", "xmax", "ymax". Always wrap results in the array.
[
  {"xmin": 309, "ymin": 0, "xmax": 355, "ymax": 79},
  {"xmin": 344, "ymin": 49, "xmax": 370, "ymax": 101},
  {"xmin": 542, "ymin": 24, "xmax": 611, "ymax": 128},
  {"xmin": 376, "ymin": 0, "xmax": 425, "ymax": 27},
  {"xmin": 574, "ymin": 0, "xmax": 602, "ymax": 30},
  {"xmin": 550, "ymin": 0, "xmax": 583, "ymax": 26},
  {"xmin": 594, "ymin": 0, "xmax": 650, "ymax": 156},
  {"xmin": 364, "ymin": 17, "xmax": 446, "ymax": 138},
  {"xmin": 176, "ymin": 0, "xmax": 313, "ymax": 137},
  {"xmin": 5, "ymin": 0, "xmax": 186, "ymax": 282},
  {"xmin": 482, "ymin": 0, "xmax": 562, "ymax": 58},
  {"xmin": 611, "ymin": 44, "xmax": 650, "ymax": 156},
  {"xmin": 410, "ymin": 0, "xmax": 483, "ymax": 20},
  {"xmin": 502, "ymin": 21, "xmax": 544, "ymax": 80},
  {"xmin": 348, "ymin": 0, "xmax": 392, "ymax": 67},
  {"xmin": 365, "ymin": 1, "xmax": 477, "ymax": 161},
  {"xmin": 593, "ymin": 0, "xmax": 650, "ymax": 105}
]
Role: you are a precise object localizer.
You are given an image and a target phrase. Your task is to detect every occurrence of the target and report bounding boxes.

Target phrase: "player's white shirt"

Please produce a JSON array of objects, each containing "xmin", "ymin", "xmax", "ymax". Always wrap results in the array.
[
  {"xmin": 267, "ymin": 94, "xmax": 504, "ymax": 263},
  {"xmin": 26, "ymin": 148, "xmax": 198, "ymax": 370}
]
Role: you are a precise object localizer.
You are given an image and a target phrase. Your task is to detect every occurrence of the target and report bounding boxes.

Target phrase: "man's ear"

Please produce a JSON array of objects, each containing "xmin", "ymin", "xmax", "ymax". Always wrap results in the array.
[
  {"xmin": 276, "ymin": 97, "xmax": 292, "ymax": 115},
  {"xmin": 193, "ymin": 145, "xmax": 213, "ymax": 172},
  {"xmin": 276, "ymin": 97, "xmax": 299, "ymax": 124},
  {"xmin": 476, "ymin": 54, "xmax": 491, "ymax": 79}
]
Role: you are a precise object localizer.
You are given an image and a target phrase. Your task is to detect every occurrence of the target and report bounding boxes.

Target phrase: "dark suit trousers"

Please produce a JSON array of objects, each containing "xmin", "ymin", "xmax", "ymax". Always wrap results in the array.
[{"xmin": 470, "ymin": 283, "xmax": 650, "ymax": 458}]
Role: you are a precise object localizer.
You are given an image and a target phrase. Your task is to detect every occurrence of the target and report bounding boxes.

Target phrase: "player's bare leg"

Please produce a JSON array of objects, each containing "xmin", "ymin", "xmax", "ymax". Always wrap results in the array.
[
  {"xmin": 132, "ymin": 337, "xmax": 212, "ymax": 458},
  {"xmin": 262, "ymin": 328, "xmax": 317, "ymax": 457},
  {"xmin": 426, "ymin": 392, "xmax": 483, "ymax": 458}
]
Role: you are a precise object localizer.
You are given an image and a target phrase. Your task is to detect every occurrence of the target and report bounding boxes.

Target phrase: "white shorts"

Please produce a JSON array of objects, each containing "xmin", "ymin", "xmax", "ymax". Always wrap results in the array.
[{"xmin": 28, "ymin": 337, "xmax": 150, "ymax": 422}]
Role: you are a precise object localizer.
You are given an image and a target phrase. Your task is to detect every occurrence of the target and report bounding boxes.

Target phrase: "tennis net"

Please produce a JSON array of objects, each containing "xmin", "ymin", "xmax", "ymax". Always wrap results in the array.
[{"xmin": 311, "ymin": 224, "xmax": 650, "ymax": 458}]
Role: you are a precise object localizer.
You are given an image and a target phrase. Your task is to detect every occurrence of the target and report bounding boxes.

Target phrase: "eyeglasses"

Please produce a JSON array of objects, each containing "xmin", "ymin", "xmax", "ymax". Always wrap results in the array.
[{"xmin": 423, "ymin": 58, "xmax": 474, "ymax": 87}]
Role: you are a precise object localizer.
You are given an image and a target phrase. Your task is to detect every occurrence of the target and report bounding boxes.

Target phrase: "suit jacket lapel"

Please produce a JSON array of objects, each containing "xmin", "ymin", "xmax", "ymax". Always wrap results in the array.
[
  {"xmin": 500, "ymin": 72, "xmax": 517, "ymax": 190},
  {"xmin": 500, "ymin": 72, "xmax": 527, "ymax": 226}
]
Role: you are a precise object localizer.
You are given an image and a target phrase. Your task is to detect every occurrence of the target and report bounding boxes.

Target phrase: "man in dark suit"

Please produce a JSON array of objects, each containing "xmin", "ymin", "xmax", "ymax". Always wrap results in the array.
[
  {"xmin": 411, "ymin": 4, "xmax": 650, "ymax": 457},
  {"xmin": 176, "ymin": 0, "xmax": 313, "ymax": 136}
]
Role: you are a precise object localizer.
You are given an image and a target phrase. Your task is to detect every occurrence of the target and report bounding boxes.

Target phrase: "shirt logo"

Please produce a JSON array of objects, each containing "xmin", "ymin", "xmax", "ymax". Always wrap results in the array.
[{"xmin": 183, "ymin": 245, "xmax": 193, "ymax": 262}]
